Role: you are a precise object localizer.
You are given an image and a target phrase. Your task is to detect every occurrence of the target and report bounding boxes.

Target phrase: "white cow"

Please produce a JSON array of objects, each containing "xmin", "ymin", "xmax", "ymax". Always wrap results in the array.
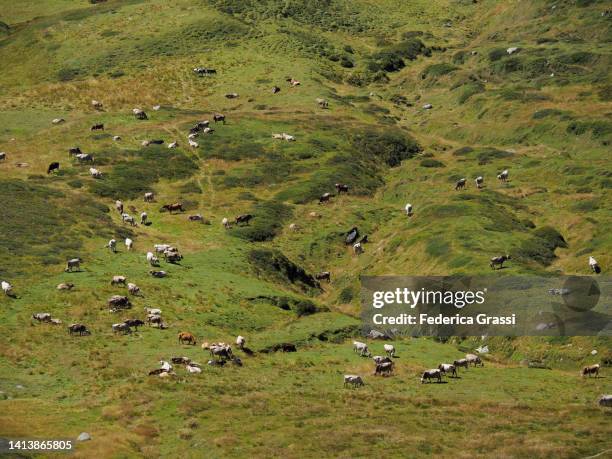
[
  {"xmin": 236, "ymin": 335, "xmax": 246, "ymax": 349},
  {"xmin": 125, "ymin": 238, "xmax": 133, "ymax": 251},
  {"xmin": 189, "ymin": 139, "xmax": 199, "ymax": 148},
  {"xmin": 383, "ymin": 344, "xmax": 395, "ymax": 358},
  {"xmin": 353, "ymin": 341, "xmax": 371, "ymax": 357},
  {"xmin": 159, "ymin": 360, "xmax": 173, "ymax": 372},
  {"xmin": 146, "ymin": 251, "xmax": 159, "ymax": 266},
  {"xmin": 186, "ymin": 364, "xmax": 202, "ymax": 374},
  {"xmin": 344, "ymin": 375, "xmax": 364, "ymax": 388},
  {"xmin": 405, "ymin": 203, "xmax": 413, "ymax": 217},
  {"xmin": 353, "ymin": 242, "xmax": 364, "ymax": 255},
  {"xmin": 2, "ymin": 281, "xmax": 13, "ymax": 295},
  {"xmin": 222, "ymin": 217, "xmax": 230, "ymax": 229},
  {"xmin": 140, "ymin": 212, "xmax": 148, "ymax": 225},
  {"xmin": 589, "ymin": 256, "xmax": 601, "ymax": 274},
  {"xmin": 89, "ymin": 167, "xmax": 102, "ymax": 178},
  {"xmin": 107, "ymin": 239, "xmax": 117, "ymax": 252},
  {"xmin": 168, "ymin": 141, "xmax": 178, "ymax": 149}
]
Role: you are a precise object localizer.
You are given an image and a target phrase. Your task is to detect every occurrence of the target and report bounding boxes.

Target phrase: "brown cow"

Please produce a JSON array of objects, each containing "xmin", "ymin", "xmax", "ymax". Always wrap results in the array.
[
  {"xmin": 160, "ymin": 203, "xmax": 184, "ymax": 213},
  {"xmin": 178, "ymin": 331, "xmax": 196, "ymax": 345}
]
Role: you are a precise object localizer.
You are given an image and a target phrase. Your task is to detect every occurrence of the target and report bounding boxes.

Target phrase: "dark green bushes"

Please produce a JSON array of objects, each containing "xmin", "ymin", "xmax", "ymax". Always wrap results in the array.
[
  {"xmin": 229, "ymin": 200, "xmax": 292, "ymax": 242},
  {"xmin": 247, "ymin": 249, "xmax": 320, "ymax": 293},
  {"xmin": 513, "ymin": 226, "xmax": 567, "ymax": 266}
]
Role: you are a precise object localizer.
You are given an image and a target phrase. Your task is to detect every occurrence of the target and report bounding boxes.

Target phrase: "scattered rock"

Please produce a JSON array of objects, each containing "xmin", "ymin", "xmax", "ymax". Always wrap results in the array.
[{"xmin": 423, "ymin": 103, "xmax": 433, "ymax": 110}]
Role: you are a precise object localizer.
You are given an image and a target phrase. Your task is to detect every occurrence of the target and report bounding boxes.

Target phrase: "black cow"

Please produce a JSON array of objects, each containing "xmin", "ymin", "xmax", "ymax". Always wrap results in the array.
[
  {"xmin": 47, "ymin": 162, "xmax": 60, "ymax": 174},
  {"xmin": 213, "ymin": 114, "xmax": 225, "ymax": 124},
  {"xmin": 235, "ymin": 214, "xmax": 253, "ymax": 226},
  {"xmin": 91, "ymin": 123, "xmax": 104, "ymax": 131}
]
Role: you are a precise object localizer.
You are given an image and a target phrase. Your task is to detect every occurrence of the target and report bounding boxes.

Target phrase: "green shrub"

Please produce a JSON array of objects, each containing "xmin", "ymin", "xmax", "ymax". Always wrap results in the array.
[
  {"xmin": 247, "ymin": 249, "xmax": 320, "ymax": 293},
  {"xmin": 513, "ymin": 226, "xmax": 567, "ymax": 266},
  {"xmin": 420, "ymin": 158, "xmax": 445, "ymax": 168},
  {"xmin": 458, "ymin": 82, "xmax": 485, "ymax": 104},
  {"xmin": 422, "ymin": 63, "xmax": 457, "ymax": 79},
  {"xmin": 352, "ymin": 130, "xmax": 420, "ymax": 167},
  {"xmin": 229, "ymin": 200, "xmax": 292, "ymax": 242}
]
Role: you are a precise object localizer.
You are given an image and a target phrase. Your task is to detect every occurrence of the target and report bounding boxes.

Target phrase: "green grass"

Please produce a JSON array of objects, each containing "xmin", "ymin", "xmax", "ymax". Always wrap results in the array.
[{"xmin": 0, "ymin": 0, "xmax": 610, "ymax": 456}]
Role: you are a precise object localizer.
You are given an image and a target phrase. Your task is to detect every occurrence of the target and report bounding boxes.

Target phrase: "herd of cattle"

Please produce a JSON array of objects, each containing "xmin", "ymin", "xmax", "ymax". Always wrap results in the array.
[
  {"xmin": 344, "ymin": 340, "xmax": 485, "ymax": 388},
  {"xmin": 0, "ymin": 74, "xmax": 608, "ymax": 407}
]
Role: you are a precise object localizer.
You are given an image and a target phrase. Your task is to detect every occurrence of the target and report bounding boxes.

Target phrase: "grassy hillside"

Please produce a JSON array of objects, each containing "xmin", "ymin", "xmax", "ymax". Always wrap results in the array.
[{"xmin": 0, "ymin": 0, "xmax": 610, "ymax": 457}]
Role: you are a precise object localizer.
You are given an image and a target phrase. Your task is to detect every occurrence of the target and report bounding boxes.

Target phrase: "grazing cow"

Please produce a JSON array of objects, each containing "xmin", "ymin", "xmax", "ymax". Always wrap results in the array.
[
  {"xmin": 438, "ymin": 363, "xmax": 458, "ymax": 377},
  {"xmin": 89, "ymin": 167, "xmax": 102, "ymax": 178},
  {"xmin": 272, "ymin": 86, "xmax": 280, "ymax": 94},
  {"xmin": 107, "ymin": 239, "xmax": 117, "ymax": 253},
  {"xmin": 475, "ymin": 176, "xmax": 484, "ymax": 189},
  {"xmin": 345, "ymin": 227, "xmax": 359, "ymax": 245},
  {"xmin": 186, "ymin": 364, "xmax": 202, "ymax": 373},
  {"xmin": 454, "ymin": 358, "xmax": 469, "ymax": 370},
  {"xmin": 52, "ymin": 118, "xmax": 65, "ymax": 125},
  {"xmin": 172, "ymin": 357, "xmax": 191, "ymax": 365},
  {"xmin": 160, "ymin": 203, "xmax": 184, "ymax": 213},
  {"xmin": 344, "ymin": 375, "xmax": 364, "ymax": 388},
  {"xmin": 140, "ymin": 212, "xmax": 148, "ymax": 225},
  {"xmin": 358, "ymin": 235, "xmax": 369, "ymax": 244},
  {"xmin": 213, "ymin": 114, "xmax": 226, "ymax": 124},
  {"xmin": 319, "ymin": 192, "xmax": 334, "ymax": 204},
  {"xmin": 178, "ymin": 332, "xmax": 197, "ymax": 345},
  {"xmin": 466, "ymin": 353, "xmax": 484, "ymax": 367},
  {"xmin": 316, "ymin": 97, "xmax": 329, "ymax": 108},
  {"xmin": 76, "ymin": 153, "xmax": 94, "ymax": 163},
  {"xmin": 124, "ymin": 319, "xmax": 145, "ymax": 330},
  {"xmin": 384, "ymin": 344, "xmax": 396, "ymax": 358},
  {"xmin": 47, "ymin": 162, "xmax": 60, "ymax": 174},
  {"xmin": 150, "ymin": 270, "xmax": 167, "ymax": 278},
  {"xmin": 32, "ymin": 313, "xmax": 52, "ymax": 323},
  {"xmin": 125, "ymin": 238, "xmax": 133, "ymax": 251},
  {"xmin": 222, "ymin": 217, "xmax": 231, "ymax": 229},
  {"xmin": 144, "ymin": 192, "xmax": 154, "ymax": 202},
  {"xmin": 582, "ymin": 364, "xmax": 600, "ymax": 378},
  {"xmin": 421, "ymin": 369, "xmax": 442, "ymax": 383},
  {"xmin": 112, "ymin": 322, "xmax": 131, "ymax": 334},
  {"xmin": 153, "ymin": 105, "xmax": 161, "ymax": 111},
  {"xmin": 154, "ymin": 244, "xmax": 171, "ymax": 254},
  {"xmin": 147, "ymin": 252, "xmax": 160, "ymax": 267},
  {"xmin": 236, "ymin": 335, "xmax": 246, "ymax": 349},
  {"xmin": 353, "ymin": 341, "xmax": 371, "ymax": 357},
  {"xmin": 589, "ymin": 256, "xmax": 601, "ymax": 274},
  {"xmin": 145, "ymin": 306, "xmax": 162, "ymax": 316},
  {"xmin": 289, "ymin": 223, "xmax": 299, "ymax": 232},
  {"xmin": 91, "ymin": 123, "xmax": 104, "ymax": 131},
  {"xmin": 315, "ymin": 271, "xmax": 331, "ymax": 283},
  {"xmin": 57, "ymin": 282, "xmax": 74, "ymax": 290},
  {"xmin": 490, "ymin": 255, "xmax": 510, "ymax": 270},
  {"xmin": 65, "ymin": 258, "xmax": 81, "ymax": 272},
  {"xmin": 127, "ymin": 283, "xmax": 140, "ymax": 295},
  {"xmin": 165, "ymin": 252, "xmax": 182, "ymax": 264},
  {"xmin": 455, "ymin": 178, "xmax": 467, "ymax": 190},
  {"xmin": 168, "ymin": 141, "xmax": 178, "ymax": 149},
  {"xmin": 68, "ymin": 323, "xmax": 89, "ymax": 336},
  {"xmin": 122, "ymin": 214, "xmax": 136, "ymax": 226},
  {"xmin": 115, "ymin": 200, "xmax": 124, "ymax": 214},
  {"xmin": 0, "ymin": 152, "xmax": 5, "ymax": 161},
  {"xmin": 193, "ymin": 67, "xmax": 216, "ymax": 76},
  {"xmin": 113, "ymin": 136, "xmax": 121, "ymax": 141},
  {"xmin": 208, "ymin": 343, "xmax": 234, "ymax": 360},
  {"xmin": 108, "ymin": 295, "xmax": 131, "ymax": 309},
  {"xmin": 147, "ymin": 314, "xmax": 163, "ymax": 327},
  {"xmin": 598, "ymin": 395, "xmax": 612, "ymax": 407},
  {"xmin": 353, "ymin": 242, "xmax": 364, "ymax": 255},
  {"xmin": 159, "ymin": 360, "xmax": 173, "ymax": 372},
  {"xmin": 235, "ymin": 214, "xmax": 253, "ymax": 226},
  {"xmin": 225, "ymin": 93, "xmax": 239, "ymax": 99},
  {"xmin": 68, "ymin": 147, "xmax": 82, "ymax": 156},
  {"xmin": 497, "ymin": 169, "xmax": 509, "ymax": 182},
  {"xmin": 287, "ymin": 78, "xmax": 300, "ymax": 87},
  {"xmin": 189, "ymin": 139, "xmax": 199, "ymax": 148},
  {"xmin": 91, "ymin": 100, "xmax": 103, "ymax": 110},
  {"xmin": 405, "ymin": 203, "xmax": 413, "ymax": 217},
  {"xmin": 374, "ymin": 361, "xmax": 394, "ymax": 376},
  {"xmin": 188, "ymin": 214, "xmax": 204, "ymax": 222},
  {"xmin": 335, "ymin": 183, "xmax": 349, "ymax": 194},
  {"xmin": 133, "ymin": 109, "xmax": 148, "ymax": 120},
  {"xmin": 373, "ymin": 356, "xmax": 393, "ymax": 365},
  {"xmin": 150, "ymin": 139, "xmax": 164, "ymax": 145}
]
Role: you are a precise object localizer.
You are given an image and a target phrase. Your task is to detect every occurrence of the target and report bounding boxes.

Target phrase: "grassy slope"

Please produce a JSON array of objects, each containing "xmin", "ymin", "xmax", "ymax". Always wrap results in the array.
[{"xmin": 0, "ymin": 0, "xmax": 610, "ymax": 457}]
